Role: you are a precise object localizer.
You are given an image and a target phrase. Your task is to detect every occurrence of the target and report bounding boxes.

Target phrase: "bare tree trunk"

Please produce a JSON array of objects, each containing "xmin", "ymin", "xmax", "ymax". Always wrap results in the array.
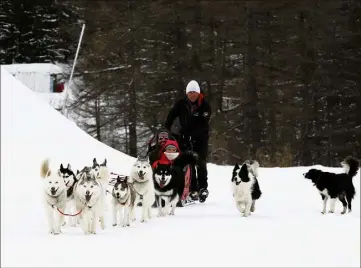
[
  {"xmin": 128, "ymin": 0, "xmax": 137, "ymax": 157},
  {"xmin": 95, "ymin": 97, "xmax": 101, "ymax": 141},
  {"xmin": 298, "ymin": 8, "xmax": 316, "ymax": 165},
  {"xmin": 244, "ymin": 3, "xmax": 261, "ymax": 158}
]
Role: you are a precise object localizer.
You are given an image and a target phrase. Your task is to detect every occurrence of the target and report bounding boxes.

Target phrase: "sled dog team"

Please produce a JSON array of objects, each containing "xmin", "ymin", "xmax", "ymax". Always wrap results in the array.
[{"xmin": 40, "ymin": 155, "xmax": 359, "ymax": 235}]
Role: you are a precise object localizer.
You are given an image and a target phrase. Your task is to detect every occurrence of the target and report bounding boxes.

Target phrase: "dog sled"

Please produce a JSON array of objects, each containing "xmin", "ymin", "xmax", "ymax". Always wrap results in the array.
[
  {"xmin": 177, "ymin": 164, "xmax": 197, "ymax": 206},
  {"xmin": 147, "ymin": 130, "xmax": 198, "ymax": 207}
]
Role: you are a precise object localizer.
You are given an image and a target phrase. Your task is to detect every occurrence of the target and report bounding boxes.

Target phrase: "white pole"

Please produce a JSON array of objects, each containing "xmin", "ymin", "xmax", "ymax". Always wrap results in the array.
[{"xmin": 62, "ymin": 23, "xmax": 86, "ymax": 117}]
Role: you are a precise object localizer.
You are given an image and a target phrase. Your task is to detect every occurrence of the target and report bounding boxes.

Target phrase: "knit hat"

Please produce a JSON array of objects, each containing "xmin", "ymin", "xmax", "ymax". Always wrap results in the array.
[
  {"xmin": 165, "ymin": 144, "xmax": 177, "ymax": 151},
  {"xmin": 186, "ymin": 80, "xmax": 200, "ymax": 94}
]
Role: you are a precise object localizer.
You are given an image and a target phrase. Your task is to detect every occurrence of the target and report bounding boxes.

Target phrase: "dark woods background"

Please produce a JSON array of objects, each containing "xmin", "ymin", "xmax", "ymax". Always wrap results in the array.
[{"xmin": 1, "ymin": 0, "xmax": 360, "ymax": 167}]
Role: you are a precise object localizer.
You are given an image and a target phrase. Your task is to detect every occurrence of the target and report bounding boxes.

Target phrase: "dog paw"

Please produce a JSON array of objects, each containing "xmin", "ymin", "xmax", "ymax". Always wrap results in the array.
[
  {"xmin": 112, "ymin": 223, "xmax": 117, "ymax": 227},
  {"xmin": 328, "ymin": 210, "xmax": 334, "ymax": 213},
  {"xmin": 90, "ymin": 231, "xmax": 96, "ymax": 235},
  {"xmin": 62, "ymin": 221, "xmax": 67, "ymax": 226},
  {"xmin": 341, "ymin": 211, "xmax": 346, "ymax": 215},
  {"xmin": 71, "ymin": 223, "xmax": 77, "ymax": 227},
  {"xmin": 169, "ymin": 211, "xmax": 175, "ymax": 216},
  {"xmin": 121, "ymin": 224, "xmax": 127, "ymax": 227}
]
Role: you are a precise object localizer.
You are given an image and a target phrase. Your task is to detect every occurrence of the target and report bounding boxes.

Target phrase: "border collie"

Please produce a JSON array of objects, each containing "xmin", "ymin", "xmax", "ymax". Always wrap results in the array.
[
  {"xmin": 303, "ymin": 156, "xmax": 360, "ymax": 214},
  {"xmin": 231, "ymin": 160, "xmax": 262, "ymax": 217}
]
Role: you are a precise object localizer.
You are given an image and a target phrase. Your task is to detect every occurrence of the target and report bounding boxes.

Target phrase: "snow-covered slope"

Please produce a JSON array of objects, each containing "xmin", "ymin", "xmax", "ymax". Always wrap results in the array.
[{"xmin": 1, "ymin": 65, "xmax": 360, "ymax": 267}]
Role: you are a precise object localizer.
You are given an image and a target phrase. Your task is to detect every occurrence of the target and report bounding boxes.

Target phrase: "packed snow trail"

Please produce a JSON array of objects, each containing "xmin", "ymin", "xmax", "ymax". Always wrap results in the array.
[{"xmin": 1, "ymin": 66, "xmax": 359, "ymax": 267}]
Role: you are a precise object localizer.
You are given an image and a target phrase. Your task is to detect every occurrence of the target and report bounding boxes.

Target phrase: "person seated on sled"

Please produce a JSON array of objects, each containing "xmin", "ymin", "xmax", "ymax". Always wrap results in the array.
[
  {"xmin": 151, "ymin": 139, "xmax": 198, "ymax": 174},
  {"xmin": 147, "ymin": 128, "xmax": 175, "ymax": 166}
]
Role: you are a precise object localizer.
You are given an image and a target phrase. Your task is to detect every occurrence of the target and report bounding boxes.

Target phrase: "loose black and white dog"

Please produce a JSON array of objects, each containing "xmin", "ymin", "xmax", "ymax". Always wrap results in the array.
[
  {"xmin": 111, "ymin": 176, "xmax": 136, "ymax": 227},
  {"xmin": 59, "ymin": 163, "xmax": 78, "ymax": 227},
  {"xmin": 303, "ymin": 156, "xmax": 360, "ymax": 214},
  {"xmin": 231, "ymin": 160, "xmax": 262, "ymax": 217},
  {"xmin": 153, "ymin": 163, "xmax": 185, "ymax": 217},
  {"xmin": 40, "ymin": 158, "xmax": 67, "ymax": 235}
]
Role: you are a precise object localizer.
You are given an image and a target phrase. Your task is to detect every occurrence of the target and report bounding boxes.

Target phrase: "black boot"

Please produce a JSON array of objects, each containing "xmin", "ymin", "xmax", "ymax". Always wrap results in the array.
[
  {"xmin": 198, "ymin": 188, "xmax": 209, "ymax": 203},
  {"xmin": 190, "ymin": 191, "xmax": 199, "ymax": 201}
]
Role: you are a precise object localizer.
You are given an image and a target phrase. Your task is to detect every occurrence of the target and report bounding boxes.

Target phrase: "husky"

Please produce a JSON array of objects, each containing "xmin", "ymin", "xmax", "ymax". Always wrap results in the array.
[
  {"xmin": 303, "ymin": 156, "xmax": 359, "ymax": 214},
  {"xmin": 59, "ymin": 163, "xmax": 78, "ymax": 227},
  {"xmin": 231, "ymin": 160, "xmax": 262, "ymax": 217},
  {"xmin": 92, "ymin": 158, "xmax": 109, "ymax": 182},
  {"xmin": 153, "ymin": 163, "xmax": 185, "ymax": 217},
  {"xmin": 130, "ymin": 157, "xmax": 155, "ymax": 223},
  {"xmin": 73, "ymin": 166, "xmax": 106, "ymax": 234},
  {"xmin": 111, "ymin": 176, "xmax": 136, "ymax": 227},
  {"xmin": 40, "ymin": 158, "xmax": 67, "ymax": 235}
]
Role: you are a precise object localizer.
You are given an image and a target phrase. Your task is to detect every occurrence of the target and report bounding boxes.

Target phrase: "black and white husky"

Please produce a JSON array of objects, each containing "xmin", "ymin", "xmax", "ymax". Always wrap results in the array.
[
  {"xmin": 73, "ymin": 167, "xmax": 106, "ymax": 234},
  {"xmin": 153, "ymin": 163, "xmax": 185, "ymax": 217},
  {"xmin": 59, "ymin": 163, "xmax": 78, "ymax": 227},
  {"xmin": 303, "ymin": 156, "xmax": 359, "ymax": 214},
  {"xmin": 111, "ymin": 176, "xmax": 136, "ymax": 227},
  {"xmin": 231, "ymin": 160, "xmax": 262, "ymax": 217},
  {"xmin": 40, "ymin": 158, "xmax": 67, "ymax": 235}
]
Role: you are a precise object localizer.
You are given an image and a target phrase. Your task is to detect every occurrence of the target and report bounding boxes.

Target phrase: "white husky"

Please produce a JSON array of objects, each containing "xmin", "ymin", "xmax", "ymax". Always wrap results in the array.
[
  {"xmin": 73, "ymin": 167, "xmax": 106, "ymax": 234},
  {"xmin": 40, "ymin": 158, "xmax": 67, "ymax": 235},
  {"xmin": 130, "ymin": 157, "xmax": 155, "ymax": 223}
]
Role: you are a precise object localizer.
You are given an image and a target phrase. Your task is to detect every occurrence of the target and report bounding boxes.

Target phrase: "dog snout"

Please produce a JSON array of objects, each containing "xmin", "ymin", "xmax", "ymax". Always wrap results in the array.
[
  {"xmin": 51, "ymin": 187, "xmax": 56, "ymax": 191},
  {"xmin": 138, "ymin": 170, "xmax": 144, "ymax": 175},
  {"xmin": 86, "ymin": 190, "xmax": 90, "ymax": 195}
]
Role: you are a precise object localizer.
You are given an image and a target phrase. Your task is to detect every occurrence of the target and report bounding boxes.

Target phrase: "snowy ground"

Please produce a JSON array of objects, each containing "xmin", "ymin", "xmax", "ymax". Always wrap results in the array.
[{"xmin": 1, "ymin": 65, "xmax": 360, "ymax": 267}]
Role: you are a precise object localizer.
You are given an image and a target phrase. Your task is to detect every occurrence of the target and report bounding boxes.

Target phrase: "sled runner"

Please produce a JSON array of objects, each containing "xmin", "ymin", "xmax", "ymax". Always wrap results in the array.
[{"xmin": 177, "ymin": 164, "xmax": 198, "ymax": 207}]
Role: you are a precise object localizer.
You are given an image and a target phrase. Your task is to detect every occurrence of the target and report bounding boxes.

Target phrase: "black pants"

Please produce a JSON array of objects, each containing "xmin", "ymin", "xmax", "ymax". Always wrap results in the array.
[{"xmin": 174, "ymin": 134, "xmax": 209, "ymax": 192}]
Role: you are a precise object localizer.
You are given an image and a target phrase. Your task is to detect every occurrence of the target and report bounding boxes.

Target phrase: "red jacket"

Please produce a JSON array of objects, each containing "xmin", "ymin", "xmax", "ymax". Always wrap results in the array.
[{"xmin": 152, "ymin": 139, "xmax": 181, "ymax": 169}]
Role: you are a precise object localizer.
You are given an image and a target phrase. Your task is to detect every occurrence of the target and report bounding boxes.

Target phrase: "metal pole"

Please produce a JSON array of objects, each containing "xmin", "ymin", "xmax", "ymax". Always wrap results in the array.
[{"xmin": 62, "ymin": 23, "xmax": 86, "ymax": 117}]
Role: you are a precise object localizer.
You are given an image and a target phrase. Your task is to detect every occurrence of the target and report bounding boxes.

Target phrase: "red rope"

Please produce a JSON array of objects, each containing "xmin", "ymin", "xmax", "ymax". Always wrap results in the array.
[{"xmin": 57, "ymin": 207, "xmax": 84, "ymax": 217}]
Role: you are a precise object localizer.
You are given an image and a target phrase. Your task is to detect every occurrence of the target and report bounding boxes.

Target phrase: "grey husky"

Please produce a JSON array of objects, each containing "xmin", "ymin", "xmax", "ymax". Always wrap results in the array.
[
  {"xmin": 73, "ymin": 167, "xmax": 106, "ymax": 234},
  {"xmin": 111, "ymin": 176, "xmax": 136, "ymax": 227}
]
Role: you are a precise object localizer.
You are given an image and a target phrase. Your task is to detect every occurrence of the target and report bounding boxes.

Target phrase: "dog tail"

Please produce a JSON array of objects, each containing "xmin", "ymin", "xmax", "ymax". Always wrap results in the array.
[
  {"xmin": 40, "ymin": 158, "xmax": 51, "ymax": 178},
  {"xmin": 341, "ymin": 156, "xmax": 360, "ymax": 177},
  {"xmin": 249, "ymin": 160, "xmax": 260, "ymax": 177}
]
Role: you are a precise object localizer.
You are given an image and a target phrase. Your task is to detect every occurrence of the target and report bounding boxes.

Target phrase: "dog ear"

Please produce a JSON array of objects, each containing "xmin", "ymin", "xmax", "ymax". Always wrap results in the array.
[
  {"xmin": 67, "ymin": 163, "xmax": 71, "ymax": 170},
  {"xmin": 77, "ymin": 169, "xmax": 80, "ymax": 174},
  {"xmin": 234, "ymin": 163, "xmax": 240, "ymax": 170},
  {"xmin": 93, "ymin": 158, "xmax": 97, "ymax": 165},
  {"xmin": 101, "ymin": 159, "xmax": 107, "ymax": 166},
  {"xmin": 60, "ymin": 164, "xmax": 64, "ymax": 171},
  {"xmin": 124, "ymin": 176, "xmax": 128, "ymax": 183}
]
